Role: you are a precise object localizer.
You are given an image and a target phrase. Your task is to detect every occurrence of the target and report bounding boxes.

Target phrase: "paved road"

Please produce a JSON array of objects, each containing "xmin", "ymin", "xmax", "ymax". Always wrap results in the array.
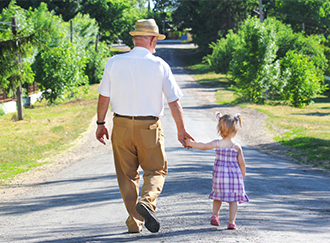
[{"xmin": 1, "ymin": 42, "xmax": 330, "ymax": 243}]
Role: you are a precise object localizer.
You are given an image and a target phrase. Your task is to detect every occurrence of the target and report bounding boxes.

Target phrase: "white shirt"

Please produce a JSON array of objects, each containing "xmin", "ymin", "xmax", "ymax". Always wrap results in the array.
[{"xmin": 97, "ymin": 47, "xmax": 183, "ymax": 117}]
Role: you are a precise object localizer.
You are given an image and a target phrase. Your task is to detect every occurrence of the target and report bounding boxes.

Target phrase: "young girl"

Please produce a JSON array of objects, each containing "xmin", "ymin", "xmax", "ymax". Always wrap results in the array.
[{"xmin": 185, "ymin": 112, "xmax": 249, "ymax": 230}]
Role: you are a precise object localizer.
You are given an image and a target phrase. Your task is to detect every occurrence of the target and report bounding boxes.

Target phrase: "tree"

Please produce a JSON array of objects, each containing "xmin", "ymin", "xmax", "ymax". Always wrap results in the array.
[
  {"xmin": 0, "ymin": 0, "xmax": 81, "ymax": 21},
  {"xmin": 32, "ymin": 7, "xmax": 99, "ymax": 104},
  {"xmin": 0, "ymin": 2, "xmax": 39, "ymax": 120},
  {"xmin": 230, "ymin": 17, "xmax": 280, "ymax": 104},
  {"xmin": 1, "ymin": 2, "xmax": 105, "ymax": 107},
  {"xmin": 207, "ymin": 16, "xmax": 328, "ymax": 106},
  {"xmin": 171, "ymin": 0, "xmax": 258, "ymax": 52},
  {"xmin": 1, "ymin": 0, "xmax": 147, "ymax": 45},
  {"xmin": 265, "ymin": 0, "xmax": 330, "ymax": 35}
]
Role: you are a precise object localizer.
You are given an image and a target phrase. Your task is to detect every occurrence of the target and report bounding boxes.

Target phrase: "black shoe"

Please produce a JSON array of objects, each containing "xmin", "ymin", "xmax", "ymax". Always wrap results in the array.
[{"xmin": 136, "ymin": 202, "xmax": 160, "ymax": 233}]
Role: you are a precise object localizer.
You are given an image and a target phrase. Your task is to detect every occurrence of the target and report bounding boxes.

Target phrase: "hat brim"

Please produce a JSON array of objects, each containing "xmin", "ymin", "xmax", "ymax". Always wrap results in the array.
[{"xmin": 129, "ymin": 31, "xmax": 166, "ymax": 40}]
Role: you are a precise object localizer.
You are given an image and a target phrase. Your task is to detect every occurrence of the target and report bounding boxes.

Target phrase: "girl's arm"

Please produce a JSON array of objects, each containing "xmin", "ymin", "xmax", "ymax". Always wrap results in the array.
[
  {"xmin": 236, "ymin": 145, "xmax": 246, "ymax": 178},
  {"xmin": 184, "ymin": 138, "xmax": 218, "ymax": 151}
]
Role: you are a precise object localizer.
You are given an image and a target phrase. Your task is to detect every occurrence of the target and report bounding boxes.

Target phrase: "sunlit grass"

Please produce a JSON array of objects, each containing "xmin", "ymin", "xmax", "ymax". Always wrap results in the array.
[{"xmin": 0, "ymin": 84, "xmax": 99, "ymax": 184}]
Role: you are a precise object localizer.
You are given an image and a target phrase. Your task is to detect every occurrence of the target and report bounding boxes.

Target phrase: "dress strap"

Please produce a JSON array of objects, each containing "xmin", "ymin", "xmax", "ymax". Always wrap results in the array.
[
  {"xmin": 231, "ymin": 143, "xmax": 236, "ymax": 148},
  {"xmin": 217, "ymin": 139, "xmax": 220, "ymax": 148}
]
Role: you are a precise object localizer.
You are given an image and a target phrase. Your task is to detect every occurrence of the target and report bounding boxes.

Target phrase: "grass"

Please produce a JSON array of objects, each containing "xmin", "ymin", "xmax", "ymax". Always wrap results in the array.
[
  {"xmin": 180, "ymin": 48, "xmax": 330, "ymax": 170},
  {"xmin": 250, "ymin": 101, "xmax": 330, "ymax": 168},
  {"xmin": 0, "ymin": 84, "xmax": 99, "ymax": 185},
  {"xmin": 0, "ymin": 47, "xmax": 127, "ymax": 186}
]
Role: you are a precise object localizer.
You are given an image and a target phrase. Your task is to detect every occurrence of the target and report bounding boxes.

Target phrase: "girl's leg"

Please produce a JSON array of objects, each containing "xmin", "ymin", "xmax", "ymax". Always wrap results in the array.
[
  {"xmin": 211, "ymin": 200, "xmax": 222, "ymax": 226},
  {"xmin": 228, "ymin": 202, "xmax": 238, "ymax": 224},
  {"xmin": 212, "ymin": 200, "xmax": 222, "ymax": 217}
]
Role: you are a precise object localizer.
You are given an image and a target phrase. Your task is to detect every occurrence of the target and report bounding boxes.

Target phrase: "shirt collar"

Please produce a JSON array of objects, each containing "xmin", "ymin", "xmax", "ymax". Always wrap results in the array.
[{"xmin": 131, "ymin": 46, "xmax": 151, "ymax": 56}]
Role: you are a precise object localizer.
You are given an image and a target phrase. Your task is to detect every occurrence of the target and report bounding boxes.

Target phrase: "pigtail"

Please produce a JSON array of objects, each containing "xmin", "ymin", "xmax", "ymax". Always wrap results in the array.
[
  {"xmin": 234, "ymin": 113, "xmax": 244, "ymax": 128},
  {"xmin": 215, "ymin": 112, "xmax": 222, "ymax": 121}
]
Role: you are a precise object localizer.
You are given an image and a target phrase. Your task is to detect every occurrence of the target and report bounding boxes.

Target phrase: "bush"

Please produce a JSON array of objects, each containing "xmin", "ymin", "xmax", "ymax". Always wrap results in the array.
[
  {"xmin": 230, "ymin": 17, "xmax": 280, "ymax": 104},
  {"xmin": 85, "ymin": 41, "xmax": 110, "ymax": 84},
  {"xmin": 205, "ymin": 30, "xmax": 240, "ymax": 75},
  {"xmin": 0, "ymin": 103, "xmax": 6, "ymax": 116},
  {"xmin": 281, "ymin": 51, "xmax": 327, "ymax": 108},
  {"xmin": 207, "ymin": 16, "xmax": 329, "ymax": 105},
  {"xmin": 322, "ymin": 36, "xmax": 330, "ymax": 76},
  {"xmin": 35, "ymin": 42, "xmax": 88, "ymax": 104},
  {"xmin": 276, "ymin": 31, "xmax": 328, "ymax": 74}
]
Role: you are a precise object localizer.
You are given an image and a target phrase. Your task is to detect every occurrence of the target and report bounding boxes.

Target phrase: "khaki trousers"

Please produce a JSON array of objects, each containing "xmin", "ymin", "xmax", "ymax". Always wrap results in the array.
[{"xmin": 111, "ymin": 116, "xmax": 167, "ymax": 232}]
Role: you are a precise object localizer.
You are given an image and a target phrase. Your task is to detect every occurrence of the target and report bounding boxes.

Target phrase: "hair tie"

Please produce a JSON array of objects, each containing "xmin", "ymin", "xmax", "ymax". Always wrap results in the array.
[
  {"xmin": 234, "ymin": 113, "xmax": 241, "ymax": 121},
  {"xmin": 215, "ymin": 112, "xmax": 223, "ymax": 121}
]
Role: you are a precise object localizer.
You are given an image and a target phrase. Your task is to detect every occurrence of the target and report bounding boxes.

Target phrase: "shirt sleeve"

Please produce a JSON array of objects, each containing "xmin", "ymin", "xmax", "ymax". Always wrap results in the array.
[
  {"xmin": 162, "ymin": 61, "xmax": 183, "ymax": 103},
  {"xmin": 97, "ymin": 59, "xmax": 112, "ymax": 97}
]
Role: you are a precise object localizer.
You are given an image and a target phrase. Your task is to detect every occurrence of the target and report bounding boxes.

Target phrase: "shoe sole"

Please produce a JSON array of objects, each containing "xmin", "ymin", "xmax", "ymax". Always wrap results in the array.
[
  {"xmin": 136, "ymin": 203, "xmax": 160, "ymax": 233},
  {"xmin": 211, "ymin": 220, "xmax": 220, "ymax": 226},
  {"xmin": 227, "ymin": 224, "xmax": 237, "ymax": 230}
]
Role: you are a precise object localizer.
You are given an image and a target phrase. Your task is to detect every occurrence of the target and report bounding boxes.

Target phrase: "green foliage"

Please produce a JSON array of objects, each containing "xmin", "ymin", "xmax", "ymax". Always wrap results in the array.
[
  {"xmin": 119, "ymin": 1, "xmax": 148, "ymax": 48},
  {"xmin": 0, "ymin": 103, "xmax": 6, "ymax": 116},
  {"xmin": 171, "ymin": 0, "xmax": 258, "ymax": 53},
  {"xmin": 266, "ymin": 0, "xmax": 330, "ymax": 36},
  {"xmin": 321, "ymin": 36, "xmax": 330, "ymax": 76},
  {"xmin": 80, "ymin": 0, "xmax": 135, "ymax": 44},
  {"xmin": 207, "ymin": 16, "xmax": 328, "ymax": 106},
  {"xmin": 1, "ymin": 0, "xmax": 144, "ymax": 45},
  {"xmin": 230, "ymin": 17, "xmax": 280, "ymax": 104},
  {"xmin": 27, "ymin": 4, "xmax": 89, "ymax": 104},
  {"xmin": 205, "ymin": 30, "xmax": 240, "ymax": 75},
  {"xmin": 70, "ymin": 12, "xmax": 111, "ymax": 85},
  {"xmin": 35, "ymin": 42, "xmax": 88, "ymax": 104},
  {"xmin": 0, "ymin": 1, "xmax": 36, "ymax": 93},
  {"xmin": 276, "ymin": 31, "xmax": 328, "ymax": 73},
  {"xmin": 0, "ymin": 2, "xmax": 111, "ymax": 104},
  {"xmin": 71, "ymin": 12, "xmax": 99, "ymax": 48},
  {"xmin": 280, "ymin": 51, "xmax": 327, "ymax": 108},
  {"xmin": 1, "ymin": 0, "xmax": 84, "ymax": 21},
  {"xmin": 85, "ymin": 41, "xmax": 110, "ymax": 84}
]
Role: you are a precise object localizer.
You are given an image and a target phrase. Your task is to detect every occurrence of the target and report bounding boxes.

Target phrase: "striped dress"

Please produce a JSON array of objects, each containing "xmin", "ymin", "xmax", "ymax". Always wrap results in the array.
[{"xmin": 209, "ymin": 141, "xmax": 249, "ymax": 203}]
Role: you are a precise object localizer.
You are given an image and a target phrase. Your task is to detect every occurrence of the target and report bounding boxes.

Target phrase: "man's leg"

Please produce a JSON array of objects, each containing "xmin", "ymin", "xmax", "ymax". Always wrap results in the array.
[
  {"xmin": 135, "ymin": 119, "xmax": 167, "ymax": 212},
  {"xmin": 112, "ymin": 117, "xmax": 144, "ymax": 232}
]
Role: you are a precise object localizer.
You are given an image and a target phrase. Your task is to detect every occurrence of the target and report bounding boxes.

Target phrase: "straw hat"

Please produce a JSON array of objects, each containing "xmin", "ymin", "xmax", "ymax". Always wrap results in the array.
[{"xmin": 129, "ymin": 19, "xmax": 166, "ymax": 40}]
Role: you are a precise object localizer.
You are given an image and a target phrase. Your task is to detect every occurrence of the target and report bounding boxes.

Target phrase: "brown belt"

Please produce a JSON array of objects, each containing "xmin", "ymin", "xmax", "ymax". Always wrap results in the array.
[{"xmin": 114, "ymin": 113, "xmax": 158, "ymax": 120}]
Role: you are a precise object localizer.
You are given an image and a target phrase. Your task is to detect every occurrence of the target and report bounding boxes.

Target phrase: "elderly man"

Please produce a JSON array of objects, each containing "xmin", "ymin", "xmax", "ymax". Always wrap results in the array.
[{"xmin": 96, "ymin": 19, "xmax": 193, "ymax": 233}]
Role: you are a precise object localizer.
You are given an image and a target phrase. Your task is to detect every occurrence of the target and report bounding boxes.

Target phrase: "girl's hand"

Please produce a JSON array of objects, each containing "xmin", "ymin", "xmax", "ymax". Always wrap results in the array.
[{"xmin": 184, "ymin": 137, "xmax": 192, "ymax": 147}]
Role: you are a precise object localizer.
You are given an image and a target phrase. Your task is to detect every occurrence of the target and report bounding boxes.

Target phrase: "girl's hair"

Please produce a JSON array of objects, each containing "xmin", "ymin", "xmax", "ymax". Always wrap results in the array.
[{"xmin": 216, "ymin": 112, "xmax": 243, "ymax": 138}]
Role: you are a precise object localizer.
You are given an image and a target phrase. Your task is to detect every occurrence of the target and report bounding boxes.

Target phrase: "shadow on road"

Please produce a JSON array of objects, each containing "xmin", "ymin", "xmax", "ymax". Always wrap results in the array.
[{"xmin": 0, "ymin": 174, "xmax": 121, "ymax": 216}]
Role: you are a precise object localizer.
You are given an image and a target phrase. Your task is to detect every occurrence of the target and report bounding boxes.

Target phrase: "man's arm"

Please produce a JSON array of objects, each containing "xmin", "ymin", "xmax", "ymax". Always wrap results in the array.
[
  {"xmin": 168, "ymin": 99, "xmax": 194, "ymax": 148},
  {"xmin": 96, "ymin": 94, "xmax": 110, "ymax": 145}
]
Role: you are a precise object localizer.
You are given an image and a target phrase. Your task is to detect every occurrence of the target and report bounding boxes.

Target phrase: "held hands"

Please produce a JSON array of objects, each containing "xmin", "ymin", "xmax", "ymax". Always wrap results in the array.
[
  {"xmin": 178, "ymin": 130, "xmax": 194, "ymax": 149},
  {"xmin": 184, "ymin": 137, "xmax": 193, "ymax": 147},
  {"xmin": 96, "ymin": 125, "xmax": 109, "ymax": 145}
]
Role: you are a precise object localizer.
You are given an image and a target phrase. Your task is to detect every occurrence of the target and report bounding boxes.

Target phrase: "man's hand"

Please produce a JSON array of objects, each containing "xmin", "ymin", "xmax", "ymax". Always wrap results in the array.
[
  {"xmin": 96, "ymin": 94, "xmax": 110, "ymax": 145},
  {"xmin": 178, "ymin": 130, "xmax": 194, "ymax": 149},
  {"xmin": 96, "ymin": 125, "xmax": 109, "ymax": 145}
]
